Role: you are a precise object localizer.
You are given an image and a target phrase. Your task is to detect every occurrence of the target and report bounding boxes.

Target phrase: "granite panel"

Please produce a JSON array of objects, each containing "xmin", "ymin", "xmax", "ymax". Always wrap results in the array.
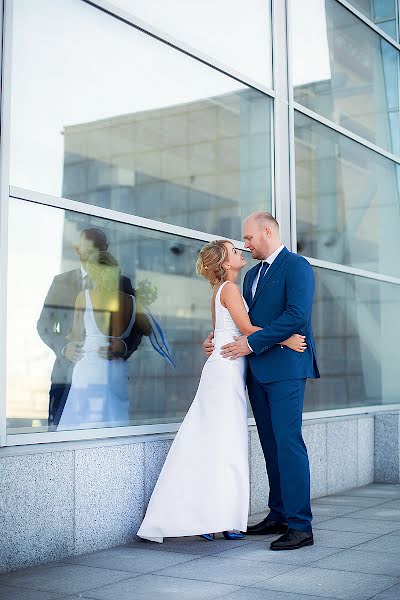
[
  {"xmin": 250, "ymin": 429, "xmax": 270, "ymax": 515},
  {"xmin": 74, "ymin": 443, "xmax": 145, "ymax": 554},
  {"xmin": 357, "ymin": 417, "xmax": 374, "ymax": 486},
  {"xmin": 302, "ymin": 422, "xmax": 327, "ymax": 499},
  {"xmin": 327, "ymin": 419, "xmax": 358, "ymax": 494},
  {"xmin": 375, "ymin": 413, "xmax": 400, "ymax": 483},
  {"xmin": 0, "ymin": 452, "xmax": 74, "ymax": 573},
  {"xmin": 144, "ymin": 439, "xmax": 172, "ymax": 507}
]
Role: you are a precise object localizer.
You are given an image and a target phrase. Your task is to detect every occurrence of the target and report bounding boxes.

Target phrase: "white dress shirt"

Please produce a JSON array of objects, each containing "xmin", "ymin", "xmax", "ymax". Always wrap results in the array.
[
  {"xmin": 251, "ymin": 244, "xmax": 285, "ymax": 298},
  {"xmin": 247, "ymin": 244, "xmax": 285, "ymax": 352},
  {"xmin": 81, "ymin": 265, "xmax": 88, "ymax": 289}
]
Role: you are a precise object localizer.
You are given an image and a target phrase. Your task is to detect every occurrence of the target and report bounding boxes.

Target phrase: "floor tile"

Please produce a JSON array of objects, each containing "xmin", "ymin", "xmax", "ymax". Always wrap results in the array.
[
  {"xmin": 132, "ymin": 537, "xmax": 254, "ymax": 556},
  {"xmin": 313, "ymin": 548, "xmax": 400, "ymax": 576},
  {"xmin": 312, "ymin": 495, "xmax": 389, "ymax": 508},
  {"xmin": 220, "ymin": 588, "xmax": 330, "ymax": 600},
  {"xmin": 341, "ymin": 487, "xmax": 400, "ymax": 499},
  {"xmin": 376, "ymin": 499, "xmax": 400, "ymax": 509},
  {"xmin": 80, "ymin": 573, "xmax": 239, "ymax": 599},
  {"xmin": 310, "ymin": 505, "xmax": 362, "ymax": 518},
  {"xmin": 348, "ymin": 506, "xmax": 400, "ymax": 521},
  {"xmin": 351, "ymin": 532, "xmax": 400, "ymax": 554},
  {"xmin": 0, "ymin": 564, "xmax": 134, "ymax": 595},
  {"xmin": 311, "ymin": 516, "xmax": 338, "ymax": 525},
  {"xmin": 367, "ymin": 583, "xmax": 400, "ymax": 599},
  {"xmin": 214, "ymin": 540, "xmax": 342, "ymax": 567},
  {"xmin": 312, "ymin": 529, "xmax": 384, "ymax": 549},
  {"xmin": 0, "ymin": 586, "xmax": 63, "ymax": 600},
  {"xmin": 313, "ymin": 517, "xmax": 400, "ymax": 534},
  {"xmin": 61, "ymin": 546, "xmax": 197, "ymax": 573},
  {"xmin": 155, "ymin": 555, "xmax": 296, "ymax": 586},
  {"xmin": 252, "ymin": 566, "xmax": 400, "ymax": 600}
]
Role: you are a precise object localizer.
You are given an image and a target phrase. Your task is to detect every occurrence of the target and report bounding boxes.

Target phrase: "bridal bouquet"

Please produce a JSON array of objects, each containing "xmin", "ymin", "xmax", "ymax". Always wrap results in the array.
[{"xmin": 136, "ymin": 278, "xmax": 158, "ymax": 306}]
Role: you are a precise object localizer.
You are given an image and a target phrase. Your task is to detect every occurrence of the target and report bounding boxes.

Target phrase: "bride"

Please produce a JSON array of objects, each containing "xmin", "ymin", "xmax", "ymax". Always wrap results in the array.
[
  {"xmin": 57, "ymin": 251, "xmax": 135, "ymax": 429},
  {"xmin": 137, "ymin": 239, "xmax": 306, "ymax": 542}
]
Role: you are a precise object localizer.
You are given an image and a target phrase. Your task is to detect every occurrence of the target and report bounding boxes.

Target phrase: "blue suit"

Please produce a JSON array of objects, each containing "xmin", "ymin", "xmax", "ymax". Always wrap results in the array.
[{"xmin": 244, "ymin": 246, "xmax": 320, "ymax": 532}]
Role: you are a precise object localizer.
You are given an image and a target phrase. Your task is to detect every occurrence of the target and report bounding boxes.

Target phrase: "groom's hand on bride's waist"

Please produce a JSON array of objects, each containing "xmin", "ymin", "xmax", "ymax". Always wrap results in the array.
[
  {"xmin": 202, "ymin": 331, "xmax": 214, "ymax": 357},
  {"xmin": 98, "ymin": 338, "xmax": 127, "ymax": 360},
  {"xmin": 221, "ymin": 336, "xmax": 252, "ymax": 360}
]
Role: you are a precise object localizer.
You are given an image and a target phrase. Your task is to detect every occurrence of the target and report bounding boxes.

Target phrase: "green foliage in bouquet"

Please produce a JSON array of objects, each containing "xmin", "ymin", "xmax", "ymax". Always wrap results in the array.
[{"xmin": 136, "ymin": 278, "xmax": 158, "ymax": 306}]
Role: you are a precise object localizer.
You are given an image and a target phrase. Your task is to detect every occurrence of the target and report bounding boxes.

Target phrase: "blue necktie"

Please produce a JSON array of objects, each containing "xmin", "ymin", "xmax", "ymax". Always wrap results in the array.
[{"xmin": 255, "ymin": 261, "xmax": 270, "ymax": 294}]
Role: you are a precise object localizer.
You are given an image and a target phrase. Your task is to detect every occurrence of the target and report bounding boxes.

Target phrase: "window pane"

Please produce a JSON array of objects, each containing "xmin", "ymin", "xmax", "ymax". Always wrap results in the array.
[
  {"xmin": 290, "ymin": 0, "xmax": 400, "ymax": 155},
  {"xmin": 110, "ymin": 0, "xmax": 273, "ymax": 87},
  {"xmin": 306, "ymin": 267, "xmax": 400, "ymax": 411},
  {"xmin": 350, "ymin": 0, "xmax": 398, "ymax": 40},
  {"xmin": 295, "ymin": 111, "xmax": 400, "ymax": 278},
  {"xmin": 6, "ymin": 199, "xmax": 253, "ymax": 435},
  {"xmin": 10, "ymin": 0, "xmax": 273, "ymax": 241}
]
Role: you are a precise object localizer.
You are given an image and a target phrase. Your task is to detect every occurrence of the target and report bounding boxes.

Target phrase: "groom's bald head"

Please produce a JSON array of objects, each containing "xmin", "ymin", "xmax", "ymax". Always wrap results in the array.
[
  {"xmin": 243, "ymin": 212, "xmax": 281, "ymax": 260},
  {"xmin": 244, "ymin": 211, "xmax": 279, "ymax": 232}
]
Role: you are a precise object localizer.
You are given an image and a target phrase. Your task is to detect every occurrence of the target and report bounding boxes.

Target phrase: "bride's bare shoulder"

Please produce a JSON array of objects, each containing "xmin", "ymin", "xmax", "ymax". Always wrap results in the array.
[{"xmin": 220, "ymin": 281, "xmax": 241, "ymax": 307}]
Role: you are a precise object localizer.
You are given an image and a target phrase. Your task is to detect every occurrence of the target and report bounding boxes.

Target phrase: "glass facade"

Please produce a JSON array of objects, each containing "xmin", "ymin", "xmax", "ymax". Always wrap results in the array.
[
  {"xmin": 110, "ymin": 0, "xmax": 273, "ymax": 86},
  {"xmin": 295, "ymin": 111, "xmax": 400, "ymax": 277},
  {"xmin": 1, "ymin": 0, "xmax": 400, "ymax": 445},
  {"xmin": 350, "ymin": 0, "xmax": 398, "ymax": 38},
  {"xmin": 7, "ymin": 199, "xmax": 230, "ymax": 433},
  {"xmin": 290, "ymin": 0, "xmax": 400, "ymax": 155},
  {"xmin": 10, "ymin": 0, "xmax": 273, "ymax": 241}
]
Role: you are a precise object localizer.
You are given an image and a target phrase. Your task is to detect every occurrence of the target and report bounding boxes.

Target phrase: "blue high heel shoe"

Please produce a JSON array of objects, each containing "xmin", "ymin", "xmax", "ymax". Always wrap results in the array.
[
  {"xmin": 222, "ymin": 530, "xmax": 245, "ymax": 540},
  {"xmin": 200, "ymin": 533, "xmax": 215, "ymax": 541}
]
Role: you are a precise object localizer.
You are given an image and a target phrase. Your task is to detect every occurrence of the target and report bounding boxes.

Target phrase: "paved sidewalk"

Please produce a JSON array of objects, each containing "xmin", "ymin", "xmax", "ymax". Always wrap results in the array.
[{"xmin": 1, "ymin": 483, "xmax": 400, "ymax": 600}]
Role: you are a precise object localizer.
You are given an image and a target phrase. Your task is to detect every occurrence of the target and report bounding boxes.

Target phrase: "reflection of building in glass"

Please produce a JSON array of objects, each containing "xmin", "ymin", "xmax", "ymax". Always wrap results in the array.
[
  {"xmin": 61, "ymin": 89, "xmax": 272, "ymax": 240},
  {"xmin": 351, "ymin": 0, "xmax": 398, "ymax": 38},
  {"xmin": 293, "ymin": 0, "xmax": 400, "ymax": 155}
]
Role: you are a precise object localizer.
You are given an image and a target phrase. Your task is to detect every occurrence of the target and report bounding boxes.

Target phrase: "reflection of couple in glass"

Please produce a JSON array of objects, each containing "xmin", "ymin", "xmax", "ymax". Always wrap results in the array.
[{"xmin": 37, "ymin": 228, "xmax": 151, "ymax": 429}]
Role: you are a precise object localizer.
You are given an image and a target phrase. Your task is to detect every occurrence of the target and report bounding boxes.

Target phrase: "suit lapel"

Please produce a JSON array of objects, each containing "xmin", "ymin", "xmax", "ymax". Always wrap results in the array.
[{"xmin": 249, "ymin": 247, "xmax": 289, "ymax": 310}]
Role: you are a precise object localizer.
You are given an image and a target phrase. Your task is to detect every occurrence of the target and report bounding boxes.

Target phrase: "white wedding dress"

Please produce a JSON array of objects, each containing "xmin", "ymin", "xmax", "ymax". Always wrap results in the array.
[
  {"xmin": 57, "ymin": 289, "xmax": 135, "ymax": 429},
  {"xmin": 137, "ymin": 281, "xmax": 249, "ymax": 542}
]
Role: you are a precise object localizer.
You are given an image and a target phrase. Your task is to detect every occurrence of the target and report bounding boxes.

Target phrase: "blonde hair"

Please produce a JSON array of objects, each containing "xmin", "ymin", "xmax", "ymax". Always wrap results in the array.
[
  {"xmin": 86, "ymin": 250, "xmax": 121, "ymax": 291},
  {"xmin": 196, "ymin": 240, "xmax": 231, "ymax": 287}
]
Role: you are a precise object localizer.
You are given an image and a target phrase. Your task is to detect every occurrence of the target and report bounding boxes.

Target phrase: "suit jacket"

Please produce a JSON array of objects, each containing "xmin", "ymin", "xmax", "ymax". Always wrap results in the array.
[
  {"xmin": 244, "ymin": 247, "xmax": 320, "ymax": 384},
  {"xmin": 37, "ymin": 268, "xmax": 147, "ymax": 385}
]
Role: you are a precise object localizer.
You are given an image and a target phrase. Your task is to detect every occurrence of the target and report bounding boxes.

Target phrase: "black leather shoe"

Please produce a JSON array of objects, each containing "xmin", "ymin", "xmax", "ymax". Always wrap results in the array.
[
  {"xmin": 244, "ymin": 518, "xmax": 288, "ymax": 535},
  {"xmin": 270, "ymin": 528, "xmax": 313, "ymax": 551}
]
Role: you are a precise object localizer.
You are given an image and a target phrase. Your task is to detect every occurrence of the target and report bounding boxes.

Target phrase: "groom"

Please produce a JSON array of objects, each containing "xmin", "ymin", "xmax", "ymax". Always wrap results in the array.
[{"xmin": 204, "ymin": 212, "xmax": 319, "ymax": 550}]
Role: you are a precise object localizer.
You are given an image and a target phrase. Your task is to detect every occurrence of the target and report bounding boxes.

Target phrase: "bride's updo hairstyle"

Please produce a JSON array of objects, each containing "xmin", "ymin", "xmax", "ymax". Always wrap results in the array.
[{"xmin": 196, "ymin": 240, "xmax": 231, "ymax": 287}]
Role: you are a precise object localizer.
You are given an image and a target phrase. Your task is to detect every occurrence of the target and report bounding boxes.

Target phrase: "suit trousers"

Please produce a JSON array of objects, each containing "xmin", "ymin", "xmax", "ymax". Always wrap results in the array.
[
  {"xmin": 247, "ymin": 373, "xmax": 312, "ymax": 532},
  {"xmin": 48, "ymin": 383, "xmax": 71, "ymax": 429}
]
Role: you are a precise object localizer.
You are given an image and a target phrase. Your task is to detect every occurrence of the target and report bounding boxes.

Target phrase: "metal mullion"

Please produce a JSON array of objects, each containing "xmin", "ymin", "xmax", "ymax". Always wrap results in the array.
[
  {"xmin": 6, "ymin": 422, "xmax": 183, "ymax": 447},
  {"xmin": 306, "ymin": 256, "xmax": 400, "ymax": 286},
  {"xmin": 293, "ymin": 103, "xmax": 400, "ymax": 165},
  {"xmin": 271, "ymin": 0, "xmax": 291, "ymax": 248},
  {"xmin": 11, "ymin": 187, "xmax": 400, "ymax": 285},
  {"xmin": 396, "ymin": 0, "xmax": 400, "ymax": 38},
  {"xmin": 6, "ymin": 400, "xmax": 400, "ymax": 448},
  {"xmin": 10, "ymin": 186, "xmax": 244, "ymax": 246},
  {"xmin": 286, "ymin": 0, "xmax": 297, "ymax": 253},
  {"xmin": 82, "ymin": 0, "xmax": 275, "ymax": 100},
  {"xmin": 335, "ymin": 0, "xmax": 400, "ymax": 51},
  {"xmin": 0, "ymin": 0, "xmax": 12, "ymax": 447}
]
